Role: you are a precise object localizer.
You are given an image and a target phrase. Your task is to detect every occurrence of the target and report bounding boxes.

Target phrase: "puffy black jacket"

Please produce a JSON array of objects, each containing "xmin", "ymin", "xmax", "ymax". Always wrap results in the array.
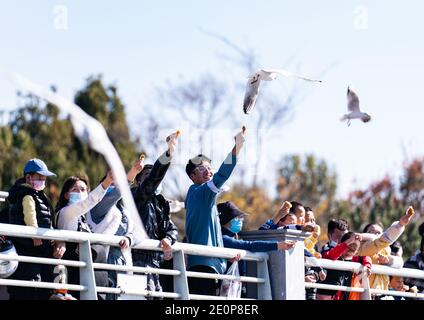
[
  {"xmin": 131, "ymin": 154, "xmax": 178, "ymax": 266},
  {"xmin": 7, "ymin": 183, "xmax": 53, "ymax": 246},
  {"xmin": 8, "ymin": 184, "xmax": 53, "ymax": 228}
]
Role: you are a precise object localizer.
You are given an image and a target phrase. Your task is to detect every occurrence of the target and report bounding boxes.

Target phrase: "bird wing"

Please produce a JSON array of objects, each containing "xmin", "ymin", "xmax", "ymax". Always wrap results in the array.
[
  {"xmin": 243, "ymin": 72, "xmax": 261, "ymax": 114},
  {"xmin": 347, "ymin": 86, "xmax": 360, "ymax": 112},
  {"xmin": 261, "ymin": 68, "xmax": 322, "ymax": 83},
  {"xmin": 10, "ymin": 72, "xmax": 148, "ymax": 241}
]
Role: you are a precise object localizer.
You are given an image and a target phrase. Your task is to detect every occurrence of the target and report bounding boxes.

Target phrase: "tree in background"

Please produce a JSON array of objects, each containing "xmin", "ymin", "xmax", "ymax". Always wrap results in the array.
[
  {"xmin": 218, "ymin": 184, "xmax": 275, "ymax": 231},
  {"xmin": 329, "ymin": 159, "xmax": 424, "ymax": 258},
  {"xmin": 74, "ymin": 76, "xmax": 140, "ymax": 181},
  {"xmin": 276, "ymin": 154, "xmax": 338, "ymax": 219},
  {"xmin": 0, "ymin": 76, "xmax": 140, "ymax": 204}
]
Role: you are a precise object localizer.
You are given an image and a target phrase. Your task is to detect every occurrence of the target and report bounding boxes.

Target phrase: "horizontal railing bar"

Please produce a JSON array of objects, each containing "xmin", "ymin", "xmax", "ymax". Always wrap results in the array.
[
  {"xmin": 95, "ymin": 286, "xmax": 181, "ymax": 299},
  {"xmin": 0, "ymin": 253, "xmax": 86, "ymax": 268},
  {"xmin": 305, "ymin": 258, "xmax": 363, "ymax": 273},
  {"xmin": 305, "ymin": 282, "xmax": 365, "ymax": 293},
  {"xmin": 0, "ymin": 223, "xmax": 267, "ymax": 262},
  {"xmin": 305, "ymin": 257, "xmax": 424, "ymax": 279},
  {"xmin": 92, "ymin": 262, "xmax": 180, "ymax": 276},
  {"xmin": 0, "ymin": 279, "xmax": 85, "ymax": 291},
  {"xmin": 135, "ymin": 241, "xmax": 268, "ymax": 262},
  {"xmin": 188, "ymin": 294, "xmax": 254, "ymax": 300},
  {"xmin": 0, "ymin": 223, "xmax": 128, "ymax": 245},
  {"xmin": 305, "ymin": 283, "xmax": 424, "ymax": 299},
  {"xmin": 185, "ymin": 271, "xmax": 265, "ymax": 283},
  {"xmin": 369, "ymin": 288, "xmax": 424, "ymax": 299},
  {"xmin": 371, "ymin": 265, "xmax": 424, "ymax": 279}
]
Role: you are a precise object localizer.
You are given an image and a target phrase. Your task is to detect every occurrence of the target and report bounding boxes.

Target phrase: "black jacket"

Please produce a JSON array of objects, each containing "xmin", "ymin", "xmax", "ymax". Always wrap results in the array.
[
  {"xmin": 131, "ymin": 153, "xmax": 178, "ymax": 266},
  {"xmin": 7, "ymin": 183, "xmax": 53, "ymax": 246},
  {"xmin": 0, "ymin": 178, "xmax": 25, "ymax": 224},
  {"xmin": 403, "ymin": 251, "xmax": 424, "ymax": 292}
]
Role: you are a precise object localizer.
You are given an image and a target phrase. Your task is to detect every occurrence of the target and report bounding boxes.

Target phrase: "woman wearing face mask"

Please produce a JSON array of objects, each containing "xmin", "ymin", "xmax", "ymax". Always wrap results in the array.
[
  {"xmin": 54, "ymin": 171, "xmax": 114, "ymax": 299},
  {"xmin": 85, "ymin": 160, "xmax": 144, "ymax": 300},
  {"xmin": 7, "ymin": 158, "xmax": 65, "ymax": 300}
]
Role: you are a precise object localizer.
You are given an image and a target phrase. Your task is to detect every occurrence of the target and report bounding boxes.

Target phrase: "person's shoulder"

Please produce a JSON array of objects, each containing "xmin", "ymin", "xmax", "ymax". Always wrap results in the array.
[
  {"xmin": 16, "ymin": 185, "xmax": 38, "ymax": 201},
  {"xmin": 187, "ymin": 183, "xmax": 208, "ymax": 193}
]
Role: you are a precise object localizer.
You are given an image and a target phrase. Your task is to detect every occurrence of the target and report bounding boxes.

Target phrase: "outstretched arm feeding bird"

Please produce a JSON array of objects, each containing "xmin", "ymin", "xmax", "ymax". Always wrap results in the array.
[{"xmin": 242, "ymin": 68, "xmax": 322, "ymax": 114}]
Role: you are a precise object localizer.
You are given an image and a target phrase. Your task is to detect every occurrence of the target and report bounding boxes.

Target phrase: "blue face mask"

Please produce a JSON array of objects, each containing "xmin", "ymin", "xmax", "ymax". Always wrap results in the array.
[
  {"xmin": 106, "ymin": 186, "xmax": 115, "ymax": 195},
  {"xmin": 68, "ymin": 192, "xmax": 88, "ymax": 205},
  {"xmin": 229, "ymin": 219, "xmax": 243, "ymax": 234}
]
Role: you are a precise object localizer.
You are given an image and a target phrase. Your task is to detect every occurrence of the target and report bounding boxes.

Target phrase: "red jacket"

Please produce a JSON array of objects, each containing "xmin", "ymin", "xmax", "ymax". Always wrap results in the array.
[{"xmin": 322, "ymin": 242, "xmax": 372, "ymax": 300}]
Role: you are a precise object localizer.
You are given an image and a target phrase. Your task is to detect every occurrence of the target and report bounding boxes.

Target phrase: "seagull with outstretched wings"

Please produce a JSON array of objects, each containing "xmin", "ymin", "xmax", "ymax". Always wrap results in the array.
[
  {"xmin": 340, "ymin": 86, "xmax": 371, "ymax": 126},
  {"xmin": 243, "ymin": 68, "xmax": 322, "ymax": 114}
]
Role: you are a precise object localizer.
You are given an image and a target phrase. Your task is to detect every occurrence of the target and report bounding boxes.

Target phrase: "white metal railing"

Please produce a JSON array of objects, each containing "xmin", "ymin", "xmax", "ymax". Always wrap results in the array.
[
  {"xmin": 0, "ymin": 223, "xmax": 271, "ymax": 300},
  {"xmin": 305, "ymin": 257, "xmax": 424, "ymax": 300},
  {"xmin": 0, "ymin": 191, "xmax": 8, "ymax": 202}
]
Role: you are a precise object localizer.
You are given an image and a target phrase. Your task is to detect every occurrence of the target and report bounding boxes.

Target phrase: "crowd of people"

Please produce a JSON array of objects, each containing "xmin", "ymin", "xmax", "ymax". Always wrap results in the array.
[{"xmin": 0, "ymin": 127, "xmax": 424, "ymax": 300}]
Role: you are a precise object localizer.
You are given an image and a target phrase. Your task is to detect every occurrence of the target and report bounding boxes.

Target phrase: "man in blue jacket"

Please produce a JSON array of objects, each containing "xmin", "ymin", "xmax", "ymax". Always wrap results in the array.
[{"xmin": 184, "ymin": 128, "xmax": 245, "ymax": 296}]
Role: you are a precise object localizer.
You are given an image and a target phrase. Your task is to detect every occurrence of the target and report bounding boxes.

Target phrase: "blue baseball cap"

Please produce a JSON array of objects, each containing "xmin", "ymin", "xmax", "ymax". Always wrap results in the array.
[{"xmin": 23, "ymin": 158, "xmax": 56, "ymax": 177}]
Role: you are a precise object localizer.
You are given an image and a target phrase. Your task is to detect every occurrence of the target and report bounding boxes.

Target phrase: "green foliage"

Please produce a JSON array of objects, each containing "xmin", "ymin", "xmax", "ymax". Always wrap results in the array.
[
  {"xmin": 219, "ymin": 185, "xmax": 275, "ymax": 231},
  {"xmin": 276, "ymin": 154, "xmax": 338, "ymax": 220},
  {"xmin": 0, "ymin": 75, "xmax": 140, "ymax": 204},
  {"xmin": 330, "ymin": 171, "xmax": 424, "ymax": 258}
]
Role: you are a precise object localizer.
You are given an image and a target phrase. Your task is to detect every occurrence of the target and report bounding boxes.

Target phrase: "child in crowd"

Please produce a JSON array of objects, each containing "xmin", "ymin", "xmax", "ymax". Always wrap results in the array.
[
  {"xmin": 303, "ymin": 207, "xmax": 321, "ymax": 259},
  {"xmin": 7, "ymin": 159, "xmax": 65, "ymax": 300},
  {"xmin": 321, "ymin": 231, "xmax": 372, "ymax": 300}
]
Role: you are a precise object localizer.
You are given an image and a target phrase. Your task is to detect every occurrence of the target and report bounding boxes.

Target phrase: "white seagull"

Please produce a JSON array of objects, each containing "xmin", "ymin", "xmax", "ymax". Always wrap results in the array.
[
  {"xmin": 341, "ymin": 86, "xmax": 371, "ymax": 126},
  {"xmin": 243, "ymin": 68, "xmax": 322, "ymax": 114}
]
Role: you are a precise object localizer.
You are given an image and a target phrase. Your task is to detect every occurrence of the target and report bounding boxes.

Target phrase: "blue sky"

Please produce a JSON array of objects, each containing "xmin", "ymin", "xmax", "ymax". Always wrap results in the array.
[{"xmin": 1, "ymin": 0, "xmax": 424, "ymax": 198}]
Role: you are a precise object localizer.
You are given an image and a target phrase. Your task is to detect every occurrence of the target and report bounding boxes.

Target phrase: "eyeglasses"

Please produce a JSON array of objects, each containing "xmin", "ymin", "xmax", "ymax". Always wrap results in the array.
[
  {"xmin": 194, "ymin": 164, "xmax": 213, "ymax": 173},
  {"xmin": 234, "ymin": 216, "xmax": 244, "ymax": 221}
]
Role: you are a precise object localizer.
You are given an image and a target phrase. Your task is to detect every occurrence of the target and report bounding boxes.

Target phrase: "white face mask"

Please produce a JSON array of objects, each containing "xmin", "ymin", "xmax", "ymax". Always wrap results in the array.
[
  {"xmin": 31, "ymin": 179, "xmax": 46, "ymax": 191},
  {"xmin": 68, "ymin": 191, "xmax": 88, "ymax": 205}
]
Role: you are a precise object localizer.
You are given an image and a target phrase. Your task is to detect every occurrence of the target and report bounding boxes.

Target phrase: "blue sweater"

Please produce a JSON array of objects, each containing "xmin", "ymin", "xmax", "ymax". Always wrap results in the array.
[
  {"xmin": 221, "ymin": 227, "xmax": 277, "ymax": 277},
  {"xmin": 221, "ymin": 228, "xmax": 278, "ymax": 252},
  {"xmin": 185, "ymin": 153, "xmax": 237, "ymax": 274}
]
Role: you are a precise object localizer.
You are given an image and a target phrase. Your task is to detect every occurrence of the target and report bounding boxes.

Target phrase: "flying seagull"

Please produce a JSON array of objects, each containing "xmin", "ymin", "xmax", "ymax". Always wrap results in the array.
[
  {"xmin": 341, "ymin": 86, "xmax": 371, "ymax": 126},
  {"xmin": 242, "ymin": 68, "xmax": 322, "ymax": 114}
]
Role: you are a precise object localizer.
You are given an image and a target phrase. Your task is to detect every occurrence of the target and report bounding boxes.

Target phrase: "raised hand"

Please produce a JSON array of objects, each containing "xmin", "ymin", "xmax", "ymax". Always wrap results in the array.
[
  {"xmin": 399, "ymin": 206, "xmax": 415, "ymax": 226},
  {"xmin": 101, "ymin": 170, "xmax": 114, "ymax": 189},
  {"xmin": 277, "ymin": 240, "xmax": 296, "ymax": 250},
  {"xmin": 166, "ymin": 130, "xmax": 180, "ymax": 156},
  {"xmin": 273, "ymin": 201, "xmax": 292, "ymax": 224},
  {"xmin": 127, "ymin": 156, "xmax": 145, "ymax": 183},
  {"xmin": 234, "ymin": 126, "xmax": 246, "ymax": 149}
]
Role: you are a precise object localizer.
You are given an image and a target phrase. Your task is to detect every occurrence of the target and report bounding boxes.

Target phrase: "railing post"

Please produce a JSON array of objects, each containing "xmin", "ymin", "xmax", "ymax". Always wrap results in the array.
[
  {"xmin": 256, "ymin": 258, "xmax": 272, "ymax": 300},
  {"xmin": 360, "ymin": 266, "xmax": 371, "ymax": 300},
  {"xmin": 78, "ymin": 240, "xmax": 98, "ymax": 300},
  {"xmin": 172, "ymin": 250, "xmax": 190, "ymax": 300},
  {"xmin": 240, "ymin": 229, "xmax": 309, "ymax": 300}
]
